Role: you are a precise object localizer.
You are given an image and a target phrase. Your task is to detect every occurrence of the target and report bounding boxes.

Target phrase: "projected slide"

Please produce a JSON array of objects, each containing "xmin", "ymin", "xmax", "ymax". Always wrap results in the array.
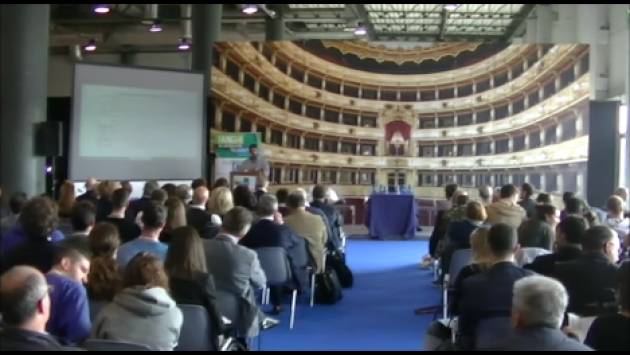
[{"xmin": 70, "ymin": 63, "xmax": 204, "ymax": 181}]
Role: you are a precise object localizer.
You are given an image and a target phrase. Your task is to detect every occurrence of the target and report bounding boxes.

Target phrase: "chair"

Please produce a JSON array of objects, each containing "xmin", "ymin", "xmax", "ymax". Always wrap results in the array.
[
  {"xmin": 82, "ymin": 339, "xmax": 152, "ymax": 351},
  {"xmin": 515, "ymin": 247, "xmax": 551, "ymax": 267},
  {"xmin": 175, "ymin": 304, "xmax": 216, "ymax": 351},
  {"xmin": 255, "ymin": 247, "xmax": 299, "ymax": 329},
  {"xmin": 444, "ymin": 249, "xmax": 473, "ymax": 318}
]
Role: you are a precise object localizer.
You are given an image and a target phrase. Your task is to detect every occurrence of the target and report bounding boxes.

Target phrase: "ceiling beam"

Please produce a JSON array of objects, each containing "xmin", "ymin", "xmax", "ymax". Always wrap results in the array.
[{"xmin": 502, "ymin": 4, "xmax": 536, "ymax": 41}]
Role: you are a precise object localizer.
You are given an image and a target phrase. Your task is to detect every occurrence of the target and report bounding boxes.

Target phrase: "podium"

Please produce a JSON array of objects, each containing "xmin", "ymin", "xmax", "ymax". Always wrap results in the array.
[{"xmin": 230, "ymin": 172, "xmax": 258, "ymax": 191}]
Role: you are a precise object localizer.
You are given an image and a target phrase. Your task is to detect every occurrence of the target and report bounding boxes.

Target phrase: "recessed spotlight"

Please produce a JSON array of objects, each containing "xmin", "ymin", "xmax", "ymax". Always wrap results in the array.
[
  {"xmin": 242, "ymin": 4, "xmax": 258, "ymax": 15},
  {"xmin": 178, "ymin": 38, "xmax": 190, "ymax": 51},
  {"xmin": 149, "ymin": 21, "xmax": 163, "ymax": 32},
  {"xmin": 444, "ymin": 4, "xmax": 460, "ymax": 11},
  {"xmin": 93, "ymin": 5, "xmax": 110, "ymax": 14},
  {"xmin": 354, "ymin": 25, "xmax": 367, "ymax": 36},
  {"xmin": 83, "ymin": 39, "xmax": 97, "ymax": 51}
]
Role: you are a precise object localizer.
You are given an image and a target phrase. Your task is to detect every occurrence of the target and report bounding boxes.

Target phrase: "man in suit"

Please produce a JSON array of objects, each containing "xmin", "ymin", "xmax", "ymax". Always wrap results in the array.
[
  {"xmin": 293, "ymin": 188, "xmax": 333, "ymax": 251},
  {"xmin": 458, "ymin": 223, "xmax": 534, "ymax": 350},
  {"xmin": 525, "ymin": 216, "xmax": 587, "ymax": 276},
  {"xmin": 187, "ymin": 186, "xmax": 219, "ymax": 239},
  {"xmin": 554, "ymin": 225, "xmax": 620, "ymax": 315},
  {"xmin": 310, "ymin": 184, "xmax": 343, "ymax": 251},
  {"xmin": 284, "ymin": 191, "xmax": 327, "ymax": 273},
  {"xmin": 240, "ymin": 194, "xmax": 309, "ymax": 314},
  {"xmin": 487, "ymin": 275, "xmax": 592, "ymax": 351},
  {"xmin": 203, "ymin": 207, "xmax": 278, "ymax": 337}
]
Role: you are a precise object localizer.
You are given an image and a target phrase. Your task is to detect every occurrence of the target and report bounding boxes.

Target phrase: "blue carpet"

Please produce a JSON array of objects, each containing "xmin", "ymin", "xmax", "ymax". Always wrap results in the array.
[{"xmin": 257, "ymin": 240, "xmax": 440, "ymax": 351}]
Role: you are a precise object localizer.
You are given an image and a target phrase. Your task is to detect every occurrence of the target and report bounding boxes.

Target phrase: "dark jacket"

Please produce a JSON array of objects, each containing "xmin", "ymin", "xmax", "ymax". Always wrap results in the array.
[
  {"xmin": 554, "ymin": 252, "xmax": 618, "ymax": 315},
  {"xmin": 104, "ymin": 217, "xmax": 141, "ymax": 244},
  {"xmin": 95, "ymin": 198, "xmax": 114, "ymax": 222},
  {"xmin": 186, "ymin": 208, "xmax": 219, "ymax": 239},
  {"xmin": 518, "ymin": 198, "xmax": 537, "ymax": 219},
  {"xmin": 517, "ymin": 218, "xmax": 554, "ymax": 250},
  {"xmin": 524, "ymin": 245, "xmax": 582, "ymax": 276},
  {"xmin": 1, "ymin": 239, "xmax": 59, "ymax": 274},
  {"xmin": 450, "ymin": 263, "xmax": 485, "ymax": 316},
  {"xmin": 310, "ymin": 200, "xmax": 343, "ymax": 250},
  {"xmin": 169, "ymin": 272, "xmax": 225, "ymax": 349},
  {"xmin": 487, "ymin": 327, "xmax": 592, "ymax": 351},
  {"xmin": 306, "ymin": 206, "xmax": 334, "ymax": 251},
  {"xmin": 76, "ymin": 190, "xmax": 98, "ymax": 206},
  {"xmin": 0, "ymin": 327, "xmax": 67, "ymax": 351},
  {"xmin": 127, "ymin": 197, "xmax": 153, "ymax": 221},
  {"xmin": 458, "ymin": 262, "xmax": 534, "ymax": 349},
  {"xmin": 429, "ymin": 210, "xmax": 448, "ymax": 257},
  {"xmin": 584, "ymin": 313, "xmax": 630, "ymax": 351}
]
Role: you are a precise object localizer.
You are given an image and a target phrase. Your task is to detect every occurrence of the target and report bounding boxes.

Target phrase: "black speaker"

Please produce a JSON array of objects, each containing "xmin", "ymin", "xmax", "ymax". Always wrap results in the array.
[
  {"xmin": 34, "ymin": 121, "xmax": 63, "ymax": 157},
  {"xmin": 586, "ymin": 101, "xmax": 619, "ymax": 208}
]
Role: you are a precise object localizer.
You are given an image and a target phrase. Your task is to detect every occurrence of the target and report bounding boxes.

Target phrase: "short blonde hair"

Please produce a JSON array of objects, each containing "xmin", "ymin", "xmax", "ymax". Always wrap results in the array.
[
  {"xmin": 607, "ymin": 195, "xmax": 624, "ymax": 215},
  {"xmin": 208, "ymin": 187, "xmax": 234, "ymax": 216},
  {"xmin": 470, "ymin": 227, "xmax": 492, "ymax": 269},
  {"xmin": 466, "ymin": 201, "xmax": 487, "ymax": 221}
]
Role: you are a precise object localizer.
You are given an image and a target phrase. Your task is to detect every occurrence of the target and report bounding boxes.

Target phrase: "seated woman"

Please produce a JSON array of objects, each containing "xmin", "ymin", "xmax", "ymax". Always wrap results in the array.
[
  {"xmin": 87, "ymin": 222, "xmax": 122, "ymax": 302},
  {"xmin": 91, "ymin": 253, "xmax": 183, "ymax": 350},
  {"xmin": 584, "ymin": 260, "xmax": 630, "ymax": 351},
  {"xmin": 164, "ymin": 226, "xmax": 225, "ymax": 349},
  {"xmin": 449, "ymin": 228, "xmax": 492, "ymax": 316},
  {"xmin": 441, "ymin": 201, "xmax": 486, "ymax": 276}
]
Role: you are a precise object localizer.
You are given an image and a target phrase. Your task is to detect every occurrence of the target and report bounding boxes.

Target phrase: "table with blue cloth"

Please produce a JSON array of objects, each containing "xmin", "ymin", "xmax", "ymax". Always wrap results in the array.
[{"xmin": 365, "ymin": 194, "xmax": 418, "ymax": 239}]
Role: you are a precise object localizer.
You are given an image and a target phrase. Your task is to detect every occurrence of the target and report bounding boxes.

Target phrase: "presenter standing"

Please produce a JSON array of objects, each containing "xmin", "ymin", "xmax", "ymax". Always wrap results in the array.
[{"xmin": 238, "ymin": 144, "xmax": 270, "ymax": 183}]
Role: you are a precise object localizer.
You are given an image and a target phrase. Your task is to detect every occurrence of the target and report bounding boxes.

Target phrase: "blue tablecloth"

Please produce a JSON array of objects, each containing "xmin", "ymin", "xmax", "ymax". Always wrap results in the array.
[{"xmin": 365, "ymin": 194, "xmax": 418, "ymax": 239}]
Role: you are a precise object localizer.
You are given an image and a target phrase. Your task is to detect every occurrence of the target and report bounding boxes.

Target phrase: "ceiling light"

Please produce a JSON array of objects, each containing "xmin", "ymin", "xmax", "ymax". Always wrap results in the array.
[
  {"xmin": 178, "ymin": 38, "xmax": 190, "ymax": 51},
  {"xmin": 242, "ymin": 4, "xmax": 258, "ymax": 14},
  {"xmin": 149, "ymin": 21, "xmax": 163, "ymax": 32},
  {"xmin": 93, "ymin": 4, "xmax": 110, "ymax": 14},
  {"xmin": 83, "ymin": 39, "xmax": 97, "ymax": 52},
  {"xmin": 354, "ymin": 25, "xmax": 367, "ymax": 36},
  {"xmin": 444, "ymin": 4, "xmax": 460, "ymax": 11}
]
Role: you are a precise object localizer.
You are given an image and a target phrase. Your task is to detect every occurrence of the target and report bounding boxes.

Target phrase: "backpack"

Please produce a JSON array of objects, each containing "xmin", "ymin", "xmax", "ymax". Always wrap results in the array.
[
  {"xmin": 326, "ymin": 251, "xmax": 353, "ymax": 288},
  {"xmin": 314, "ymin": 268, "xmax": 343, "ymax": 304}
]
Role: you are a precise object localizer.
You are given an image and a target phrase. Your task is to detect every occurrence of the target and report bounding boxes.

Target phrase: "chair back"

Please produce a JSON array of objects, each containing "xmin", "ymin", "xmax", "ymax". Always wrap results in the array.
[
  {"xmin": 515, "ymin": 247, "xmax": 550, "ymax": 267},
  {"xmin": 255, "ymin": 247, "xmax": 292, "ymax": 286},
  {"xmin": 83, "ymin": 339, "xmax": 152, "ymax": 351},
  {"xmin": 175, "ymin": 304, "xmax": 216, "ymax": 351},
  {"xmin": 448, "ymin": 249, "xmax": 472, "ymax": 288},
  {"xmin": 474, "ymin": 316, "xmax": 513, "ymax": 350}
]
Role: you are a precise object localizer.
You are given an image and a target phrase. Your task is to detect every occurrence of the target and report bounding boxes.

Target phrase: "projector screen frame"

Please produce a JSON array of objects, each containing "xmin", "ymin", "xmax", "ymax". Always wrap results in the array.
[{"xmin": 69, "ymin": 61, "xmax": 208, "ymax": 182}]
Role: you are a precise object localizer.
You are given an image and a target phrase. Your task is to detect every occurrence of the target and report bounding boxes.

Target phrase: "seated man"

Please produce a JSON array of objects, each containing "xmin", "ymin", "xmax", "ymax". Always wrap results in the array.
[
  {"xmin": 458, "ymin": 223, "xmax": 534, "ymax": 350},
  {"xmin": 105, "ymin": 188, "xmax": 141, "ymax": 244},
  {"xmin": 487, "ymin": 275, "xmax": 591, "ymax": 351},
  {"xmin": 187, "ymin": 186, "xmax": 219, "ymax": 239},
  {"xmin": 554, "ymin": 225, "xmax": 620, "ymax": 315},
  {"xmin": 117, "ymin": 202, "xmax": 169, "ymax": 270},
  {"xmin": 525, "ymin": 216, "xmax": 587, "ymax": 276},
  {"xmin": 517, "ymin": 204, "xmax": 557, "ymax": 251},
  {"xmin": 284, "ymin": 192, "xmax": 327, "ymax": 273},
  {"xmin": 45, "ymin": 245, "xmax": 91, "ymax": 345},
  {"xmin": 203, "ymin": 207, "xmax": 278, "ymax": 338},
  {"xmin": 240, "ymin": 194, "xmax": 308, "ymax": 313},
  {"xmin": 310, "ymin": 184, "xmax": 343, "ymax": 251},
  {"xmin": 0, "ymin": 266, "xmax": 66, "ymax": 350},
  {"xmin": 62, "ymin": 201, "xmax": 97, "ymax": 251},
  {"xmin": 485, "ymin": 184, "xmax": 527, "ymax": 229}
]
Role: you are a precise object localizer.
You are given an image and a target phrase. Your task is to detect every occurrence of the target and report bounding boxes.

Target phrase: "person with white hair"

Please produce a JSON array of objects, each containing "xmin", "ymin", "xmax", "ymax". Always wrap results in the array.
[{"xmin": 488, "ymin": 275, "xmax": 592, "ymax": 351}]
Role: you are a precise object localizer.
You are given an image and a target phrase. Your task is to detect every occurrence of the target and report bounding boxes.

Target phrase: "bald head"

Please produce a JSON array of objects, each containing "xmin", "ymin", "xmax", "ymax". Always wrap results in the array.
[
  {"xmin": 85, "ymin": 177, "xmax": 98, "ymax": 191},
  {"xmin": 1, "ymin": 266, "xmax": 50, "ymax": 328},
  {"xmin": 192, "ymin": 186, "xmax": 210, "ymax": 205}
]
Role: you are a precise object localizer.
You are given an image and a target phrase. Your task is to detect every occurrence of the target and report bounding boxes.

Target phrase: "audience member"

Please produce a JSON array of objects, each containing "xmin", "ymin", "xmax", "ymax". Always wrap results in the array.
[
  {"xmin": 127, "ymin": 180, "xmax": 159, "ymax": 221},
  {"xmin": 563, "ymin": 197, "xmax": 583, "ymax": 221},
  {"xmin": 254, "ymin": 176, "xmax": 269, "ymax": 202},
  {"xmin": 210, "ymin": 177, "xmax": 228, "ymax": 190},
  {"xmin": 57, "ymin": 180, "xmax": 76, "ymax": 219},
  {"xmin": 45, "ymin": 244, "xmax": 91, "ymax": 345},
  {"xmin": 294, "ymin": 188, "xmax": 334, "ymax": 252},
  {"xmin": 285, "ymin": 192, "xmax": 327, "ymax": 273},
  {"xmin": 559, "ymin": 191, "xmax": 576, "ymax": 221},
  {"xmin": 525, "ymin": 216, "xmax": 587, "ymax": 276},
  {"xmin": 485, "ymin": 184, "xmax": 526, "ymax": 229},
  {"xmin": 87, "ymin": 222, "xmax": 122, "ymax": 301},
  {"xmin": 554, "ymin": 225, "xmax": 619, "ymax": 315},
  {"xmin": 613, "ymin": 186, "xmax": 628, "ymax": 208},
  {"xmin": 175, "ymin": 184, "xmax": 192, "ymax": 203},
  {"xmin": 517, "ymin": 204, "xmax": 558, "ymax": 250},
  {"xmin": 95, "ymin": 180, "xmax": 120, "ymax": 221},
  {"xmin": 60, "ymin": 201, "xmax": 97, "ymax": 252},
  {"xmin": 584, "ymin": 260, "xmax": 630, "ymax": 351},
  {"xmin": 0, "ymin": 266, "xmax": 67, "ymax": 350},
  {"xmin": 1, "ymin": 197, "xmax": 63, "ymax": 273},
  {"xmin": 120, "ymin": 180, "xmax": 133, "ymax": 194},
  {"xmin": 457, "ymin": 223, "xmax": 534, "ymax": 349},
  {"xmin": 487, "ymin": 275, "xmax": 592, "ymax": 351},
  {"xmin": 518, "ymin": 183, "xmax": 537, "ymax": 219},
  {"xmin": 240, "ymin": 194, "xmax": 309, "ymax": 312},
  {"xmin": 311, "ymin": 184, "xmax": 343, "ymax": 251},
  {"xmin": 116, "ymin": 202, "xmax": 168, "ymax": 269},
  {"xmin": 207, "ymin": 186, "xmax": 234, "ymax": 221},
  {"xmin": 233, "ymin": 185, "xmax": 257, "ymax": 211},
  {"xmin": 150, "ymin": 188, "xmax": 168, "ymax": 206},
  {"xmin": 450, "ymin": 227, "xmax": 492, "ymax": 315},
  {"xmin": 192, "ymin": 177, "xmax": 208, "ymax": 190},
  {"xmin": 441, "ymin": 201, "xmax": 486, "ymax": 276},
  {"xmin": 477, "ymin": 185, "xmax": 493, "ymax": 207},
  {"xmin": 425, "ymin": 183, "xmax": 459, "ymax": 266},
  {"xmin": 203, "ymin": 207, "xmax": 278, "ymax": 337},
  {"xmin": 536, "ymin": 193, "xmax": 552, "ymax": 205},
  {"xmin": 76, "ymin": 177, "xmax": 99, "ymax": 205},
  {"xmin": 276, "ymin": 188, "xmax": 290, "ymax": 216},
  {"xmin": 161, "ymin": 183, "xmax": 177, "ymax": 199},
  {"xmin": 164, "ymin": 226, "xmax": 224, "ymax": 349},
  {"xmin": 0, "ymin": 191, "xmax": 27, "ymax": 231},
  {"xmin": 160, "ymin": 197, "xmax": 187, "ymax": 243},
  {"xmin": 604, "ymin": 195, "xmax": 630, "ymax": 242},
  {"xmin": 92, "ymin": 253, "xmax": 183, "ymax": 350},
  {"xmin": 188, "ymin": 186, "xmax": 220, "ymax": 239},
  {"xmin": 105, "ymin": 188, "xmax": 141, "ymax": 243}
]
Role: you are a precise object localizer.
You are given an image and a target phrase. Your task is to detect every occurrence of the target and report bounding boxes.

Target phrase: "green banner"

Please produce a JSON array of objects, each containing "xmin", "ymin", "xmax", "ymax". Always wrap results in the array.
[{"xmin": 212, "ymin": 132, "xmax": 260, "ymax": 158}]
